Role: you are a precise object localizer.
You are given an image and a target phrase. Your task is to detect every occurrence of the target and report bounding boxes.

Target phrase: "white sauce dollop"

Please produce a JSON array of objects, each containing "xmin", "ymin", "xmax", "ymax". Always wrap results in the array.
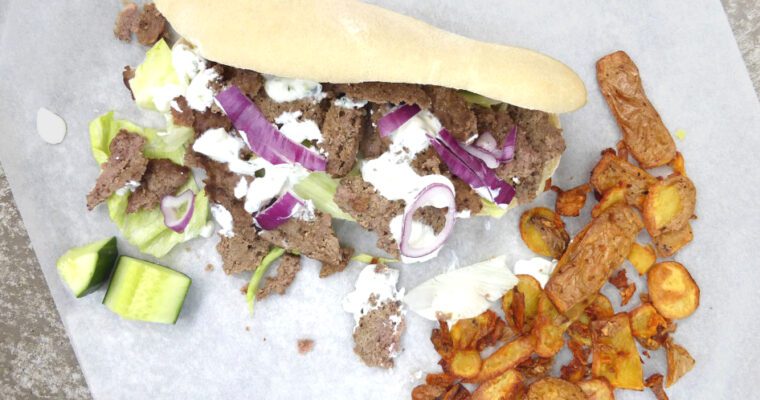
[
  {"xmin": 275, "ymin": 111, "xmax": 324, "ymax": 148},
  {"xmin": 36, "ymin": 108, "xmax": 66, "ymax": 144},
  {"xmin": 343, "ymin": 264, "xmax": 404, "ymax": 326},
  {"xmin": 115, "ymin": 180, "xmax": 141, "ymax": 196},
  {"xmin": 264, "ymin": 76, "xmax": 326, "ymax": 103},
  {"xmin": 210, "ymin": 204, "xmax": 235, "ymax": 238},
  {"xmin": 185, "ymin": 67, "xmax": 219, "ymax": 111},
  {"xmin": 334, "ymin": 96, "xmax": 368, "ymax": 109}
]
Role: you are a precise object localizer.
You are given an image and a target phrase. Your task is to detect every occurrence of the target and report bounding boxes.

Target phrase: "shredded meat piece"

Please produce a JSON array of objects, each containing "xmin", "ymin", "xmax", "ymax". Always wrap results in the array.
[
  {"xmin": 352, "ymin": 299, "xmax": 405, "ymax": 369},
  {"xmin": 425, "ymin": 86, "xmax": 477, "ymax": 142},
  {"xmin": 259, "ymin": 212, "xmax": 342, "ymax": 265},
  {"xmin": 86, "ymin": 131, "xmax": 149, "ymax": 210},
  {"xmin": 335, "ymin": 82, "xmax": 431, "ymax": 108},
  {"xmin": 126, "ymin": 159, "xmax": 190, "ymax": 213},
  {"xmin": 217, "ymin": 234, "xmax": 271, "ymax": 275},
  {"xmin": 225, "ymin": 67, "xmax": 264, "ymax": 99},
  {"xmin": 113, "ymin": 3, "xmax": 139, "ymax": 42},
  {"xmin": 359, "ymin": 104, "xmax": 391, "ymax": 159},
  {"xmin": 320, "ymin": 247, "xmax": 355, "ymax": 278},
  {"xmin": 320, "ymin": 104, "xmax": 366, "ymax": 177},
  {"xmin": 257, "ymin": 254, "xmax": 302, "ymax": 299},
  {"xmin": 254, "ymin": 93, "xmax": 327, "ymax": 127}
]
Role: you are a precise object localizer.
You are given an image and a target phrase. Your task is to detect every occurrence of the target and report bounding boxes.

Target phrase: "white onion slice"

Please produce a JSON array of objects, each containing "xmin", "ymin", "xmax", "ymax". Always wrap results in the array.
[{"xmin": 400, "ymin": 183, "xmax": 457, "ymax": 259}]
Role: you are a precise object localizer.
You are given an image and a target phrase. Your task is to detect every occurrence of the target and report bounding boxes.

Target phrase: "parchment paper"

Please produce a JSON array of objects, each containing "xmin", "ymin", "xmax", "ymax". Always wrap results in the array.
[{"xmin": 1, "ymin": 1, "xmax": 759, "ymax": 398}]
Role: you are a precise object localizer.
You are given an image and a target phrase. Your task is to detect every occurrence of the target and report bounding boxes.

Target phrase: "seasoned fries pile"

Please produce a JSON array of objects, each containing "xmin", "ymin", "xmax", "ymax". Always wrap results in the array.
[{"xmin": 412, "ymin": 51, "xmax": 699, "ymax": 400}]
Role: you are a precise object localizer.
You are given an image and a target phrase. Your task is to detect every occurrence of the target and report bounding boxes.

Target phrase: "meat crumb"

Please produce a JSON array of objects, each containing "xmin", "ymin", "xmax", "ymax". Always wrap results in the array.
[
  {"xmin": 86, "ymin": 131, "xmax": 149, "ymax": 210},
  {"xmin": 135, "ymin": 3, "xmax": 168, "ymax": 46},
  {"xmin": 257, "ymin": 254, "xmax": 302, "ymax": 300},
  {"xmin": 240, "ymin": 284, "xmax": 249, "ymax": 295},
  {"xmin": 205, "ymin": 264, "xmax": 214, "ymax": 272},
  {"xmin": 245, "ymin": 326, "xmax": 251, "ymax": 332},
  {"xmin": 297, "ymin": 339, "xmax": 315, "ymax": 355},
  {"xmin": 113, "ymin": 2, "xmax": 139, "ymax": 42}
]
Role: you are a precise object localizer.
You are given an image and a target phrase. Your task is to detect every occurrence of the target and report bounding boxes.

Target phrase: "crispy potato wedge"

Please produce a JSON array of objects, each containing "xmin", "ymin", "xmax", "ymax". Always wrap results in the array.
[
  {"xmin": 533, "ymin": 294, "xmax": 570, "ymax": 357},
  {"xmin": 502, "ymin": 275, "xmax": 543, "ymax": 333},
  {"xmin": 653, "ymin": 223, "xmax": 693, "ymax": 257},
  {"xmin": 447, "ymin": 350, "xmax": 483, "ymax": 380},
  {"xmin": 648, "ymin": 262, "xmax": 700, "ymax": 319},
  {"xmin": 629, "ymin": 303, "xmax": 670, "ymax": 350},
  {"xmin": 590, "ymin": 151, "xmax": 657, "ymax": 209},
  {"xmin": 476, "ymin": 336, "xmax": 536, "ymax": 382},
  {"xmin": 591, "ymin": 185, "xmax": 627, "ymax": 218},
  {"xmin": 553, "ymin": 184, "xmax": 590, "ymax": 217},
  {"xmin": 451, "ymin": 310, "xmax": 501, "ymax": 351},
  {"xmin": 616, "ymin": 140, "xmax": 629, "ymax": 161},
  {"xmin": 412, "ymin": 384, "xmax": 447, "ymax": 400},
  {"xmin": 591, "ymin": 314, "xmax": 644, "ymax": 390},
  {"xmin": 520, "ymin": 207, "xmax": 570, "ymax": 259},
  {"xmin": 440, "ymin": 383, "xmax": 470, "ymax": 400},
  {"xmin": 578, "ymin": 378, "xmax": 616, "ymax": 400},
  {"xmin": 517, "ymin": 357, "xmax": 554, "ymax": 382},
  {"xmin": 596, "ymin": 51, "xmax": 676, "ymax": 168},
  {"xmin": 586, "ymin": 294, "xmax": 615, "ymax": 320},
  {"xmin": 645, "ymin": 374, "xmax": 670, "ymax": 400},
  {"xmin": 545, "ymin": 204, "xmax": 643, "ymax": 313},
  {"xmin": 472, "ymin": 369, "xmax": 526, "ymax": 400},
  {"xmin": 526, "ymin": 377, "xmax": 585, "ymax": 400},
  {"xmin": 425, "ymin": 372, "xmax": 457, "ymax": 388},
  {"xmin": 431, "ymin": 320, "xmax": 455, "ymax": 360},
  {"xmin": 670, "ymin": 152, "xmax": 686, "ymax": 176},
  {"xmin": 608, "ymin": 269, "xmax": 636, "ymax": 306},
  {"xmin": 665, "ymin": 340, "xmax": 695, "ymax": 387},
  {"xmin": 627, "ymin": 242, "xmax": 656, "ymax": 275},
  {"xmin": 643, "ymin": 175, "xmax": 696, "ymax": 237}
]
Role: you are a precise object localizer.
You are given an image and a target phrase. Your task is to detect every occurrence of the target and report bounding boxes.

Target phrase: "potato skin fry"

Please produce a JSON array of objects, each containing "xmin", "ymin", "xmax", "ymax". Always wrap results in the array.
[
  {"xmin": 653, "ymin": 222, "xmax": 693, "ymax": 257},
  {"xmin": 665, "ymin": 340, "xmax": 695, "ymax": 387},
  {"xmin": 629, "ymin": 303, "xmax": 670, "ymax": 350},
  {"xmin": 552, "ymin": 184, "xmax": 590, "ymax": 217},
  {"xmin": 527, "ymin": 377, "xmax": 585, "ymax": 400},
  {"xmin": 545, "ymin": 203, "xmax": 643, "ymax": 313},
  {"xmin": 578, "ymin": 378, "xmax": 616, "ymax": 400},
  {"xmin": 643, "ymin": 175, "xmax": 696, "ymax": 237},
  {"xmin": 591, "ymin": 185, "xmax": 627, "ymax": 218},
  {"xmin": 647, "ymin": 262, "xmax": 700, "ymax": 320},
  {"xmin": 596, "ymin": 51, "xmax": 676, "ymax": 168},
  {"xmin": 519, "ymin": 208, "xmax": 570, "ymax": 259},
  {"xmin": 645, "ymin": 374, "xmax": 670, "ymax": 400},
  {"xmin": 475, "ymin": 336, "xmax": 536, "ymax": 382},
  {"xmin": 590, "ymin": 314, "xmax": 644, "ymax": 390},
  {"xmin": 472, "ymin": 369, "xmax": 525, "ymax": 400},
  {"xmin": 590, "ymin": 151, "xmax": 657, "ymax": 209},
  {"xmin": 412, "ymin": 384, "xmax": 447, "ymax": 400},
  {"xmin": 502, "ymin": 275, "xmax": 542, "ymax": 334},
  {"xmin": 447, "ymin": 350, "xmax": 483, "ymax": 380},
  {"xmin": 669, "ymin": 152, "xmax": 686, "ymax": 176}
]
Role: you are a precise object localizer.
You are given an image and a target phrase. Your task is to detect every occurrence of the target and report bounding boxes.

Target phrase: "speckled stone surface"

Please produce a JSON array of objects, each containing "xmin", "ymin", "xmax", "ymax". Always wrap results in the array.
[{"xmin": 0, "ymin": 1, "xmax": 757, "ymax": 398}]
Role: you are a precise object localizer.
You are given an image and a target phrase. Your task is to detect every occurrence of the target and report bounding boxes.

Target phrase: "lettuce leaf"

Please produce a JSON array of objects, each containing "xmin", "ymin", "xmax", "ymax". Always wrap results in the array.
[
  {"xmin": 89, "ymin": 112, "xmax": 207, "ymax": 258},
  {"xmin": 89, "ymin": 112, "xmax": 188, "ymax": 165},
  {"xmin": 292, "ymin": 172, "xmax": 355, "ymax": 221},
  {"xmin": 246, "ymin": 247, "xmax": 286, "ymax": 314},
  {"xmin": 478, "ymin": 198, "xmax": 508, "ymax": 218},
  {"xmin": 129, "ymin": 39, "xmax": 182, "ymax": 112}
]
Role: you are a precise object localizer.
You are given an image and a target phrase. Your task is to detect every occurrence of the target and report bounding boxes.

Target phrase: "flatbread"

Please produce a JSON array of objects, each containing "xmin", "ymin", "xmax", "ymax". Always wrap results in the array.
[{"xmin": 154, "ymin": 0, "xmax": 586, "ymax": 113}]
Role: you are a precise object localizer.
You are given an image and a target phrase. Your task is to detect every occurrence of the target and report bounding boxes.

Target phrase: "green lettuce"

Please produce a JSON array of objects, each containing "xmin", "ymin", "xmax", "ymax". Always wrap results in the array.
[
  {"xmin": 458, "ymin": 90, "xmax": 502, "ymax": 107},
  {"xmin": 478, "ymin": 198, "xmax": 508, "ymax": 218},
  {"xmin": 292, "ymin": 172, "xmax": 355, "ymax": 221},
  {"xmin": 89, "ymin": 112, "xmax": 208, "ymax": 258},
  {"xmin": 89, "ymin": 112, "xmax": 188, "ymax": 165},
  {"xmin": 246, "ymin": 247, "xmax": 286, "ymax": 314},
  {"xmin": 129, "ymin": 39, "xmax": 181, "ymax": 112}
]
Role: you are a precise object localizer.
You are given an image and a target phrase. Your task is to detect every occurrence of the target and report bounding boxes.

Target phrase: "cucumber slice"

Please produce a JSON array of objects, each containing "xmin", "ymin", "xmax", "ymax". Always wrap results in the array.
[
  {"xmin": 103, "ymin": 257, "xmax": 191, "ymax": 324},
  {"xmin": 56, "ymin": 237, "xmax": 118, "ymax": 298}
]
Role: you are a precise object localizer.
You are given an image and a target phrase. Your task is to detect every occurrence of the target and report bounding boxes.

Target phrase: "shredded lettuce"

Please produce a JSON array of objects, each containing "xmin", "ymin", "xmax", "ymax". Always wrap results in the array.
[
  {"xmin": 246, "ymin": 247, "xmax": 286, "ymax": 314},
  {"xmin": 478, "ymin": 198, "xmax": 508, "ymax": 218},
  {"xmin": 351, "ymin": 253, "xmax": 398, "ymax": 264},
  {"xmin": 107, "ymin": 178, "xmax": 209, "ymax": 258},
  {"xmin": 292, "ymin": 172, "xmax": 355, "ymax": 221},
  {"xmin": 89, "ymin": 112, "xmax": 207, "ymax": 257},
  {"xmin": 458, "ymin": 90, "xmax": 502, "ymax": 107},
  {"xmin": 89, "ymin": 112, "xmax": 188, "ymax": 165},
  {"xmin": 129, "ymin": 39, "xmax": 182, "ymax": 112}
]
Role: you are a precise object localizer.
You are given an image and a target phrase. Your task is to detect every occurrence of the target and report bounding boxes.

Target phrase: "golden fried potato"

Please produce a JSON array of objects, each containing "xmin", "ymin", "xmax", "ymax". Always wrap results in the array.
[
  {"xmin": 670, "ymin": 152, "xmax": 686, "ymax": 176},
  {"xmin": 552, "ymin": 184, "xmax": 590, "ymax": 217},
  {"xmin": 472, "ymin": 369, "xmax": 525, "ymax": 400},
  {"xmin": 653, "ymin": 223, "xmax": 693, "ymax": 257},
  {"xmin": 596, "ymin": 51, "xmax": 676, "ymax": 168},
  {"xmin": 647, "ymin": 262, "xmax": 700, "ymax": 320},
  {"xmin": 476, "ymin": 336, "xmax": 536, "ymax": 382},
  {"xmin": 412, "ymin": 384, "xmax": 447, "ymax": 400},
  {"xmin": 591, "ymin": 185, "xmax": 627, "ymax": 218},
  {"xmin": 440, "ymin": 383, "xmax": 471, "ymax": 400},
  {"xmin": 578, "ymin": 378, "xmax": 615, "ymax": 400},
  {"xmin": 643, "ymin": 175, "xmax": 696, "ymax": 237},
  {"xmin": 645, "ymin": 374, "xmax": 670, "ymax": 400},
  {"xmin": 526, "ymin": 377, "xmax": 585, "ymax": 400},
  {"xmin": 431, "ymin": 320, "xmax": 455, "ymax": 360},
  {"xmin": 520, "ymin": 208, "xmax": 570, "ymax": 259},
  {"xmin": 629, "ymin": 303, "xmax": 670, "ymax": 350},
  {"xmin": 608, "ymin": 269, "xmax": 636, "ymax": 306},
  {"xmin": 517, "ymin": 357, "xmax": 555, "ymax": 382},
  {"xmin": 533, "ymin": 294, "xmax": 570, "ymax": 357},
  {"xmin": 447, "ymin": 350, "xmax": 482, "ymax": 380},
  {"xmin": 502, "ymin": 275, "xmax": 542, "ymax": 334},
  {"xmin": 425, "ymin": 372, "xmax": 457, "ymax": 388},
  {"xmin": 545, "ymin": 204, "xmax": 643, "ymax": 313},
  {"xmin": 590, "ymin": 151, "xmax": 657, "ymax": 209},
  {"xmin": 665, "ymin": 340, "xmax": 695, "ymax": 387},
  {"xmin": 451, "ymin": 310, "xmax": 501, "ymax": 351},
  {"xmin": 591, "ymin": 314, "xmax": 644, "ymax": 390},
  {"xmin": 627, "ymin": 242, "xmax": 656, "ymax": 275}
]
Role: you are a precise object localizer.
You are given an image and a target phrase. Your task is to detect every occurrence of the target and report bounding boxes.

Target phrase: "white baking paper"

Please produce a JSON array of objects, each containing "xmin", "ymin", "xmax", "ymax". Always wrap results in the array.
[{"xmin": 1, "ymin": 0, "xmax": 759, "ymax": 398}]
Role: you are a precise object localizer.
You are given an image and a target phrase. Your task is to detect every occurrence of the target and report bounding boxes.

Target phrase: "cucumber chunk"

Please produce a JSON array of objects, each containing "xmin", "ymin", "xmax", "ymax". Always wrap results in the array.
[
  {"xmin": 103, "ymin": 257, "xmax": 191, "ymax": 324},
  {"xmin": 56, "ymin": 237, "xmax": 118, "ymax": 298}
]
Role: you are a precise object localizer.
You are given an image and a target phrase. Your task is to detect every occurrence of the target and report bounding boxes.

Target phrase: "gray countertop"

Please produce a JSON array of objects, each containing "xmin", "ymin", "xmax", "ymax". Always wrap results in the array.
[{"xmin": 1, "ymin": 1, "xmax": 758, "ymax": 398}]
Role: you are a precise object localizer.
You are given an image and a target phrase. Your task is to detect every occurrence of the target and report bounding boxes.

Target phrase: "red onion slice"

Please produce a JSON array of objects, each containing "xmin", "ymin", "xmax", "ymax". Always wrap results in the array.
[
  {"xmin": 378, "ymin": 104, "xmax": 421, "ymax": 137},
  {"xmin": 254, "ymin": 192, "xmax": 304, "ymax": 231},
  {"xmin": 430, "ymin": 129, "xmax": 515, "ymax": 205},
  {"xmin": 400, "ymin": 183, "xmax": 457, "ymax": 259},
  {"xmin": 216, "ymin": 86, "xmax": 327, "ymax": 171},
  {"xmin": 499, "ymin": 126, "xmax": 517, "ymax": 163},
  {"xmin": 161, "ymin": 190, "xmax": 196, "ymax": 233},
  {"xmin": 463, "ymin": 144, "xmax": 499, "ymax": 168}
]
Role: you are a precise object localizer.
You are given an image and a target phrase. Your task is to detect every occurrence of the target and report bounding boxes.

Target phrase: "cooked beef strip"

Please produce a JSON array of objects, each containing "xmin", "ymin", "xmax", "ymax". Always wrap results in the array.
[
  {"xmin": 425, "ymin": 86, "xmax": 477, "ymax": 142},
  {"xmin": 320, "ymin": 104, "xmax": 366, "ymax": 177},
  {"xmin": 113, "ymin": 2, "xmax": 139, "ymax": 42},
  {"xmin": 217, "ymin": 234, "xmax": 272, "ymax": 275},
  {"xmin": 225, "ymin": 67, "xmax": 264, "ymax": 99},
  {"xmin": 334, "ymin": 175, "xmax": 404, "ymax": 257},
  {"xmin": 86, "ymin": 131, "xmax": 149, "ymax": 210},
  {"xmin": 359, "ymin": 104, "xmax": 391, "ymax": 160},
  {"xmin": 257, "ymin": 254, "xmax": 302, "ymax": 299},
  {"xmin": 126, "ymin": 159, "xmax": 190, "ymax": 213},
  {"xmin": 253, "ymin": 93, "xmax": 328, "ymax": 127},
  {"xmin": 260, "ymin": 212, "xmax": 342, "ymax": 265},
  {"xmin": 452, "ymin": 177, "xmax": 484, "ymax": 214},
  {"xmin": 135, "ymin": 3, "xmax": 168, "ymax": 46},
  {"xmin": 473, "ymin": 104, "xmax": 516, "ymax": 146},
  {"xmin": 334, "ymin": 82, "xmax": 431, "ymax": 108},
  {"xmin": 320, "ymin": 247, "xmax": 355, "ymax": 278}
]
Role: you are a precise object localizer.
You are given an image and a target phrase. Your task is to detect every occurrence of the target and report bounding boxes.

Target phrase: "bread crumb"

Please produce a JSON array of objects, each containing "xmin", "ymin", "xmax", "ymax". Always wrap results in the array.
[
  {"xmin": 240, "ymin": 284, "xmax": 249, "ymax": 295},
  {"xmin": 245, "ymin": 326, "xmax": 251, "ymax": 332},
  {"xmin": 298, "ymin": 339, "xmax": 315, "ymax": 354},
  {"xmin": 205, "ymin": 264, "xmax": 215, "ymax": 272}
]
